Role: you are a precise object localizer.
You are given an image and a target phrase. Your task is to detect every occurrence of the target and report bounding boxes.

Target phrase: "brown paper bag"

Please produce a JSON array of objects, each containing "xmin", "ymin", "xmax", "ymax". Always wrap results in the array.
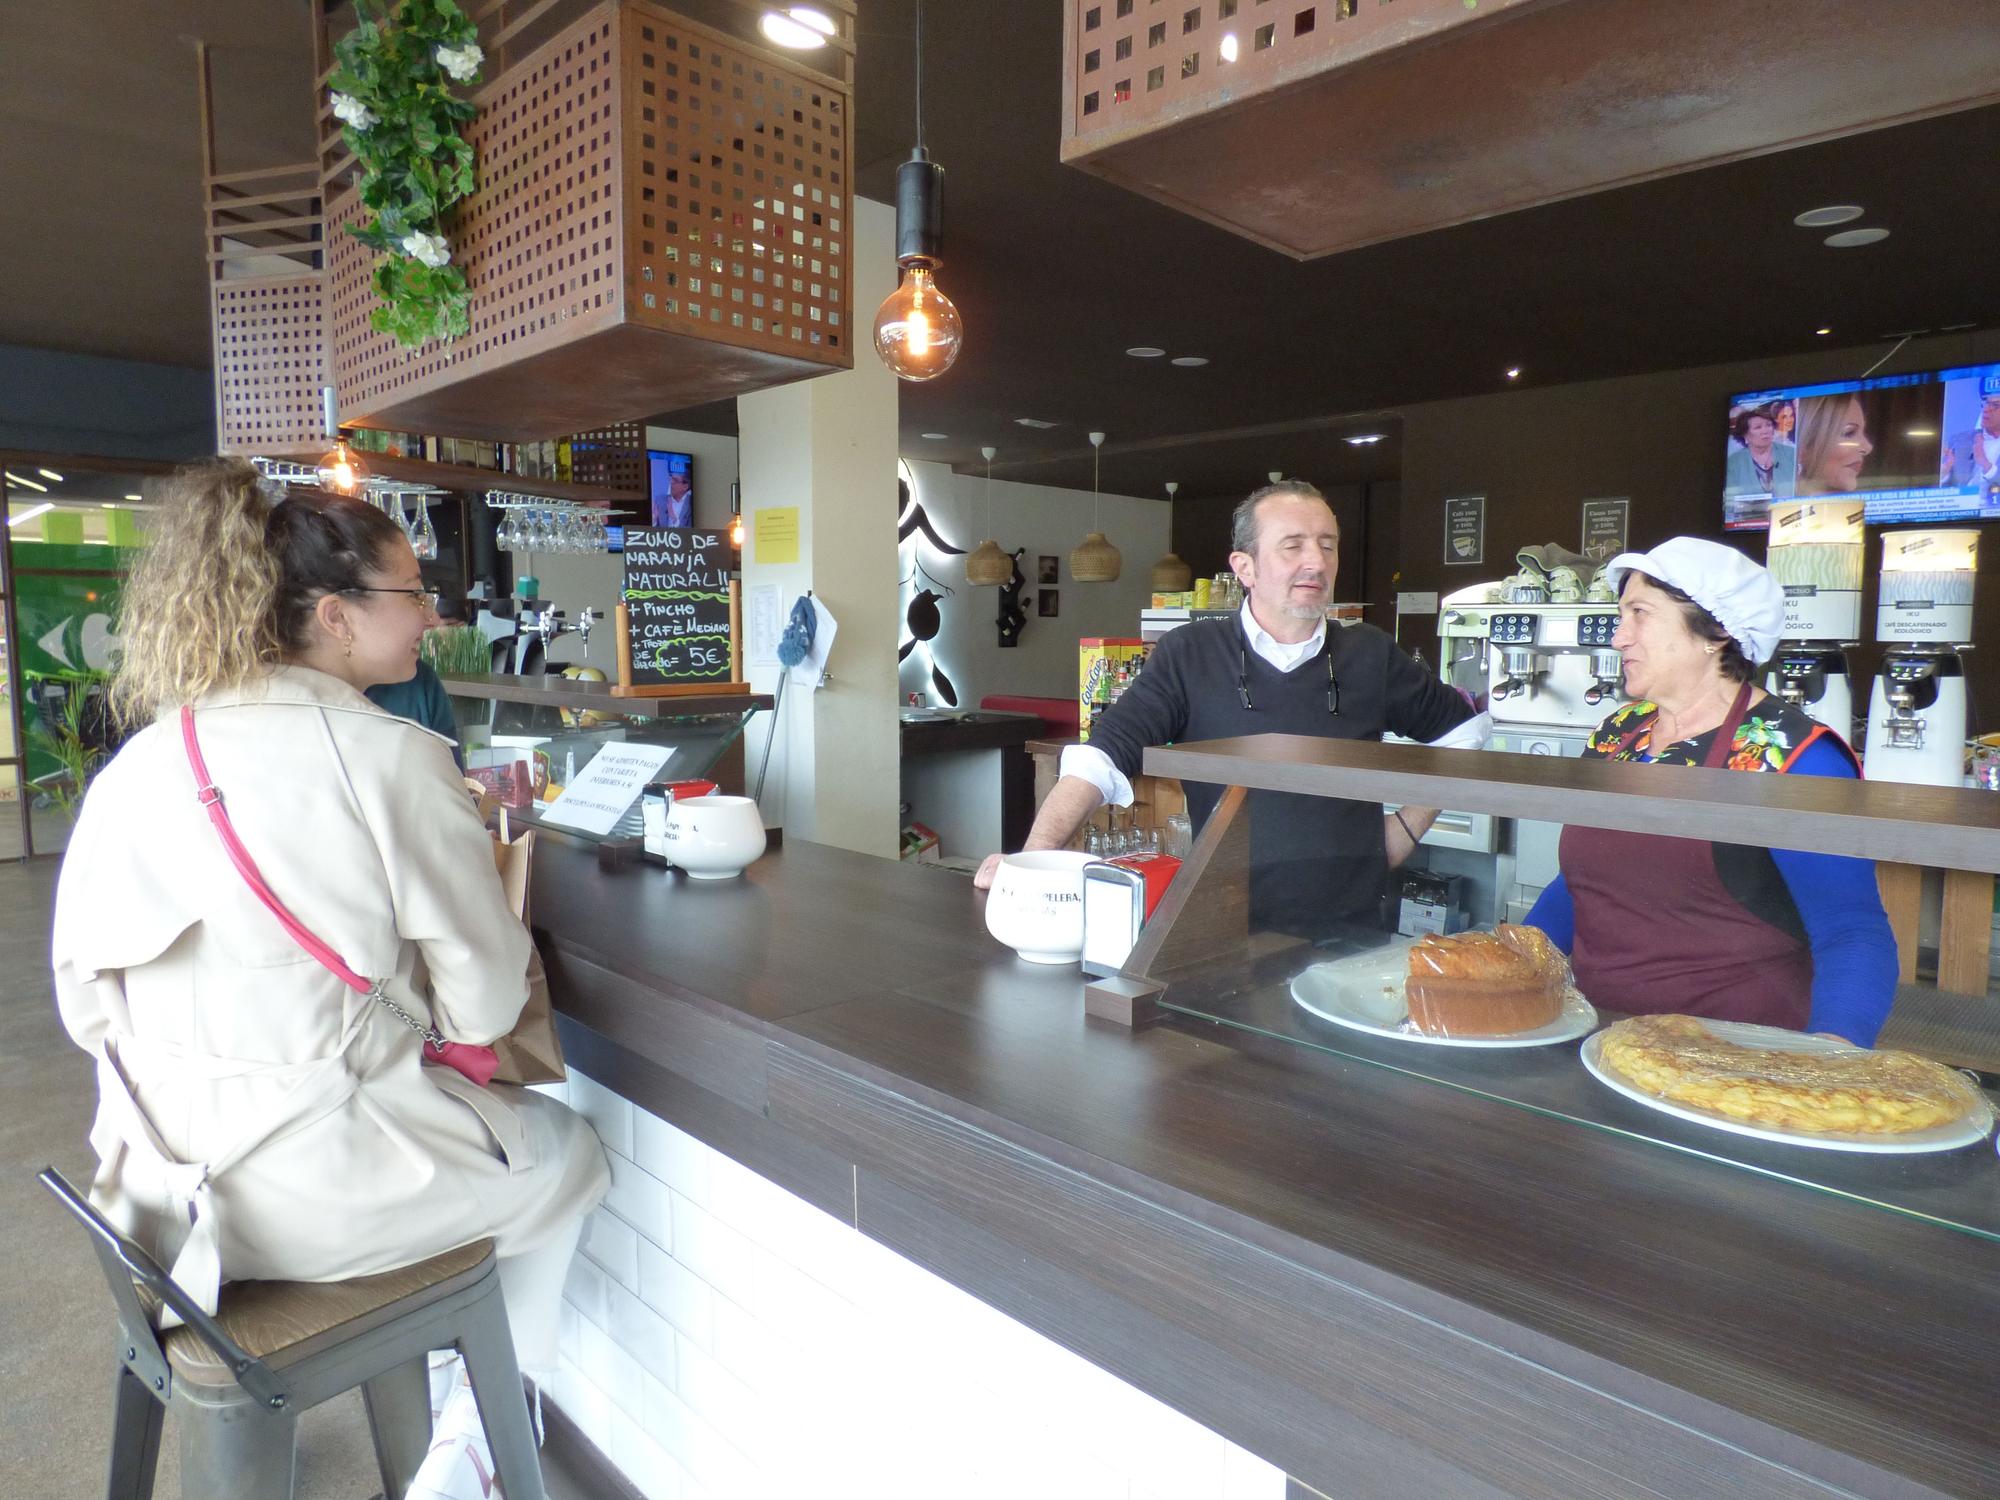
[{"xmin": 487, "ymin": 822, "xmax": 567, "ymax": 1086}]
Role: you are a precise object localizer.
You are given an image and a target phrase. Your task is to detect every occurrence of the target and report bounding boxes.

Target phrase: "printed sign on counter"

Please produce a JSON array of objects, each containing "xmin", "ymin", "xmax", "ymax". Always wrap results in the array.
[
  {"xmin": 621, "ymin": 528, "xmax": 733, "ymax": 684},
  {"xmin": 539, "ymin": 742, "xmax": 677, "ymax": 837}
]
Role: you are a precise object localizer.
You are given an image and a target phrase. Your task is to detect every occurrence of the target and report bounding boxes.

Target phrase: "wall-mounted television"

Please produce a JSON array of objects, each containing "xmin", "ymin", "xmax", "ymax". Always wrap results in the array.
[
  {"xmin": 647, "ymin": 449, "xmax": 695, "ymax": 528},
  {"xmin": 1723, "ymin": 363, "xmax": 2000, "ymax": 531}
]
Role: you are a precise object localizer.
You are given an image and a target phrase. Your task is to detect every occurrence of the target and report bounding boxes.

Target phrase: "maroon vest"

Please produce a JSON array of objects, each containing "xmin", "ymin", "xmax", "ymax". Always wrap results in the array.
[{"xmin": 1563, "ymin": 685, "xmax": 1824, "ymax": 1029}]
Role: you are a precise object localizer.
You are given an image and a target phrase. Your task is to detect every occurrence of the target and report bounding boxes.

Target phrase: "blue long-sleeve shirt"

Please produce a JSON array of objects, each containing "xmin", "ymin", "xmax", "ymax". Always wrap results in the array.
[{"xmin": 1524, "ymin": 736, "xmax": 1898, "ymax": 1046}]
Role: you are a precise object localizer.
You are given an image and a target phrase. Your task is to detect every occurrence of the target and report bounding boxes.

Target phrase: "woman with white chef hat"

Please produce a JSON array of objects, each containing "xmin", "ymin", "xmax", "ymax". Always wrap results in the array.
[{"xmin": 1523, "ymin": 537, "xmax": 1897, "ymax": 1045}]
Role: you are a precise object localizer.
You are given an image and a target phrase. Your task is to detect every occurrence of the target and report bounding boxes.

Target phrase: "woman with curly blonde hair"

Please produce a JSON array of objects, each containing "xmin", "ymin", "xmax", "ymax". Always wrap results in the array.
[{"xmin": 53, "ymin": 459, "xmax": 607, "ymax": 1500}]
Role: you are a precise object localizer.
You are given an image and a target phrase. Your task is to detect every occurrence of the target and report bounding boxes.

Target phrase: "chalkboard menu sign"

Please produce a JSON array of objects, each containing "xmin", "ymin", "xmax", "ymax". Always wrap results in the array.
[{"xmin": 621, "ymin": 528, "xmax": 733, "ymax": 683}]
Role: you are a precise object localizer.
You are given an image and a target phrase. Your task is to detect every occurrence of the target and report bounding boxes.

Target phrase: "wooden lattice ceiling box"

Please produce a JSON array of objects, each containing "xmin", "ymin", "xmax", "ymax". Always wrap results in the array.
[
  {"xmin": 1059, "ymin": 0, "xmax": 2000, "ymax": 260},
  {"xmin": 328, "ymin": 0, "xmax": 853, "ymax": 439}
]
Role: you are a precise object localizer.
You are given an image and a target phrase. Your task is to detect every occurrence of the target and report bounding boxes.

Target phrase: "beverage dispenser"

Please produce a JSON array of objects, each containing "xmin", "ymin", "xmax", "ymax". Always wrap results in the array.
[
  {"xmin": 1763, "ymin": 499, "xmax": 1863, "ymax": 741},
  {"xmin": 1866, "ymin": 529, "xmax": 1976, "ymax": 787}
]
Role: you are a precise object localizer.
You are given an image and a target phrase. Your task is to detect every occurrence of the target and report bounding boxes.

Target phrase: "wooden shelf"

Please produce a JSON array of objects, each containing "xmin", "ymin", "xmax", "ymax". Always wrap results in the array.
[
  {"xmin": 362, "ymin": 453, "xmax": 644, "ymax": 505},
  {"xmin": 441, "ymin": 672, "xmax": 771, "ymax": 720},
  {"xmin": 1143, "ymin": 734, "xmax": 2000, "ymax": 874}
]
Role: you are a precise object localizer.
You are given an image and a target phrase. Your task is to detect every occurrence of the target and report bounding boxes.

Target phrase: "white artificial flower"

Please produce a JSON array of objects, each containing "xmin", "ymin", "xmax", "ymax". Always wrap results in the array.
[
  {"xmin": 331, "ymin": 92, "xmax": 377, "ymax": 130},
  {"xmin": 401, "ymin": 231, "xmax": 452, "ymax": 268},
  {"xmin": 435, "ymin": 42, "xmax": 484, "ymax": 82}
]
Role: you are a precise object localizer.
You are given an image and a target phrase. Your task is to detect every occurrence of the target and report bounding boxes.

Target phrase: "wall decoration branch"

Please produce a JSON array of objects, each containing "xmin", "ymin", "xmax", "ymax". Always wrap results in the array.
[
  {"xmin": 997, "ymin": 548, "xmax": 1030, "ymax": 649},
  {"xmin": 896, "ymin": 461, "xmax": 968, "ymax": 706},
  {"xmin": 329, "ymin": 0, "xmax": 484, "ymax": 347}
]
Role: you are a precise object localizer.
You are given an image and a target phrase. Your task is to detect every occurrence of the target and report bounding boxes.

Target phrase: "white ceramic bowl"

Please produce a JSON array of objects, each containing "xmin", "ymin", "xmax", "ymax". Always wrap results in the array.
[
  {"xmin": 663, "ymin": 794, "xmax": 767, "ymax": 880},
  {"xmin": 984, "ymin": 850, "xmax": 1096, "ymax": 964}
]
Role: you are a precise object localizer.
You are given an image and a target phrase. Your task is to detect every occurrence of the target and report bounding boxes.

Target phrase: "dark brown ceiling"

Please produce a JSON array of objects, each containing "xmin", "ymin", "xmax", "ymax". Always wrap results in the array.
[{"xmin": 4, "ymin": 3, "xmax": 1996, "ymax": 505}]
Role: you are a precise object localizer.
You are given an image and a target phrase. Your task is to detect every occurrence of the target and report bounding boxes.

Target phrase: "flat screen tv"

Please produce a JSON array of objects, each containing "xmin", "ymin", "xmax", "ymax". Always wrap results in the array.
[
  {"xmin": 1723, "ymin": 362, "xmax": 2000, "ymax": 531},
  {"xmin": 647, "ymin": 449, "xmax": 695, "ymax": 529}
]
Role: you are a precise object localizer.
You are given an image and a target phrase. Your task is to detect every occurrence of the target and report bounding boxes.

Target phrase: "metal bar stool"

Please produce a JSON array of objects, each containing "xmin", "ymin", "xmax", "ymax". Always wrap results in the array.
[{"xmin": 39, "ymin": 1168, "xmax": 547, "ymax": 1500}]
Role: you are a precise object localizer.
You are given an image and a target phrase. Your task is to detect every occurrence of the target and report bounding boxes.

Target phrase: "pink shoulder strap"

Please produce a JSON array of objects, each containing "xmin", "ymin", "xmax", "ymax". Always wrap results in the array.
[{"xmin": 180, "ymin": 705, "xmax": 370, "ymax": 994}]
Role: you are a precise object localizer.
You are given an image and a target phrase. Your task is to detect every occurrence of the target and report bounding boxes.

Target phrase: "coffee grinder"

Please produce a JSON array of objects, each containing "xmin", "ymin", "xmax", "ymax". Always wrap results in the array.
[
  {"xmin": 1764, "ymin": 500, "xmax": 1863, "ymax": 742},
  {"xmin": 1866, "ymin": 529, "xmax": 1977, "ymax": 787}
]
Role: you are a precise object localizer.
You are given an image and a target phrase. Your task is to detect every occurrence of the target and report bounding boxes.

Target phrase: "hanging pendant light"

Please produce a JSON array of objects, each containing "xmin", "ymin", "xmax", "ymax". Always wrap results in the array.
[
  {"xmin": 1069, "ymin": 430, "xmax": 1122, "ymax": 583},
  {"xmin": 314, "ymin": 386, "xmax": 369, "ymax": 496},
  {"xmin": 1150, "ymin": 480, "xmax": 1193, "ymax": 591},
  {"xmin": 964, "ymin": 444, "xmax": 1011, "ymax": 585},
  {"xmin": 872, "ymin": 0, "xmax": 963, "ymax": 382}
]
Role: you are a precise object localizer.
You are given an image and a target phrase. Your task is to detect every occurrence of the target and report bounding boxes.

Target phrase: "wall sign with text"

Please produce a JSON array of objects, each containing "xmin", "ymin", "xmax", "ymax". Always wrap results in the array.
[
  {"xmin": 1581, "ymin": 497, "xmax": 1630, "ymax": 563},
  {"xmin": 1443, "ymin": 495, "xmax": 1485, "ymax": 565},
  {"xmin": 621, "ymin": 528, "xmax": 733, "ymax": 683}
]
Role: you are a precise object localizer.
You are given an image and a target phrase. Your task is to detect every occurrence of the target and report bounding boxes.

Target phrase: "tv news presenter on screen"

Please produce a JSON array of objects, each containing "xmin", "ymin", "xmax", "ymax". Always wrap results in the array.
[{"xmin": 973, "ymin": 480, "xmax": 1487, "ymax": 939}]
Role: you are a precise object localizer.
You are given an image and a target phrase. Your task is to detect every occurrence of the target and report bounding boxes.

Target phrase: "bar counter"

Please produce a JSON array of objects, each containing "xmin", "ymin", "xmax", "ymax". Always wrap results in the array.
[{"xmin": 531, "ymin": 833, "xmax": 1999, "ymax": 1500}]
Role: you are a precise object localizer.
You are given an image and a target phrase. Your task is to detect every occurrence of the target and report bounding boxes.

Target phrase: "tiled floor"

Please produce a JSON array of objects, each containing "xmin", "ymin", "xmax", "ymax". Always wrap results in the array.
[{"xmin": 0, "ymin": 855, "xmax": 606, "ymax": 1500}]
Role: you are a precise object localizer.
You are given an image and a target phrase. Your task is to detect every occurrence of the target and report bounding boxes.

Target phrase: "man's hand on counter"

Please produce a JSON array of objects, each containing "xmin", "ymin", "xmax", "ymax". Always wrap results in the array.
[{"xmin": 974, "ymin": 774, "xmax": 1109, "ymax": 890}]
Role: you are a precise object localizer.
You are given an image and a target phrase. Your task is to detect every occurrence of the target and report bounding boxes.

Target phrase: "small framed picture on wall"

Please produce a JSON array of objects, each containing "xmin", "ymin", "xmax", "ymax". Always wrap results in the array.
[
  {"xmin": 1037, "ymin": 555, "xmax": 1060, "ymax": 585},
  {"xmin": 1038, "ymin": 590, "xmax": 1060, "ymax": 618}
]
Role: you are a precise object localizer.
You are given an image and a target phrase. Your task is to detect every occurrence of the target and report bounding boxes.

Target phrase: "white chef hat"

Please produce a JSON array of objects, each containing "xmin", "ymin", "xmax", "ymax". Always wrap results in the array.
[{"xmin": 1602, "ymin": 537, "xmax": 1785, "ymax": 665}]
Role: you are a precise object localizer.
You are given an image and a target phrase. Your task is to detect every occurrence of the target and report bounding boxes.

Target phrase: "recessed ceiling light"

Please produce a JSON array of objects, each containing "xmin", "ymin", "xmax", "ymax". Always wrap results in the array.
[
  {"xmin": 1505, "ymin": 366, "xmax": 1522, "ymax": 380},
  {"xmin": 1907, "ymin": 428, "xmax": 1939, "ymax": 438},
  {"xmin": 1014, "ymin": 417, "xmax": 1058, "ymax": 429},
  {"xmin": 101, "ymin": 502, "xmax": 119, "ymax": 509},
  {"xmin": 1169, "ymin": 355, "xmax": 1209, "ymax": 368},
  {"xmin": 1219, "ymin": 32, "xmax": 1239, "ymax": 63},
  {"xmin": 920, "ymin": 432, "xmax": 949, "ymax": 440},
  {"xmin": 1825, "ymin": 226, "xmax": 1889, "ymax": 248},
  {"xmin": 759, "ymin": 7, "xmax": 835, "ymax": 49},
  {"xmin": 37, "ymin": 468, "xmax": 63, "ymax": 482},
  {"xmin": 1345, "ymin": 433, "xmax": 1385, "ymax": 446},
  {"xmin": 124, "ymin": 493, "xmax": 142, "ymax": 501},
  {"xmin": 1815, "ymin": 327, "xmax": 1832, "ymax": 336},
  {"xmin": 1125, "ymin": 346, "xmax": 1166, "ymax": 358},
  {"xmin": 4, "ymin": 470, "xmax": 49, "ymax": 493},
  {"xmin": 1794, "ymin": 205, "xmax": 1864, "ymax": 228}
]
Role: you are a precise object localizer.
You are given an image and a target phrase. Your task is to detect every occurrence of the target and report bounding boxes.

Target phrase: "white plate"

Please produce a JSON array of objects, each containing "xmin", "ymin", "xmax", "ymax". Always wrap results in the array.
[
  {"xmin": 1289, "ymin": 940, "xmax": 1598, "ymax": 1049},
  {"xmin": 1580, "ymin": 1022, "xmax": 1998, "ymax": 1155}
]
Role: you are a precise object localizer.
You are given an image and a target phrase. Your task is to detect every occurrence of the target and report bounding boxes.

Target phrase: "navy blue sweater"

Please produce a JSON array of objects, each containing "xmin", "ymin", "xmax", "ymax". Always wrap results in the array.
[{"xmin": 1085, "ymin": 617, "xmax": 1473, "ymax": 936}]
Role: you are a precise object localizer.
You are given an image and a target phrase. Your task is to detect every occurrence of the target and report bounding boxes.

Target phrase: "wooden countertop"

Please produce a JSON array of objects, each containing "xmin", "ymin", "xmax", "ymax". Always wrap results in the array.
[
  {"xmin": 442, "ymin": 672, "xmax": 773, "ymax": 719},
  {"xmin": 531, "ymin": 834, "xmax": 1999, "ymax": 1498},
  {"xmin": 1147, "ymin": 734, "xmax": 2000, "ymax": 871},
  {"xmin": 899, "ymin": 710, "xmax": 1041, "ymax": 757}
]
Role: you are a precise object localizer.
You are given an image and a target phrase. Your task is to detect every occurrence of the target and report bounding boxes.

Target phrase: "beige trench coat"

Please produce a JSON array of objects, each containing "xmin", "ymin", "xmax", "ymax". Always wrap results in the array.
[{"xmin": 52, "ymin": 666, "xmax": 607, "ymax": 1314}]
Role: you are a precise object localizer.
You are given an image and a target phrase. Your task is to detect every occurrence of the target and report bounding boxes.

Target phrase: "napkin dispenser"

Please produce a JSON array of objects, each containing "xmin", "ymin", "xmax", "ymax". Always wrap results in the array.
[{"xmin": 1080, "ymin": 853, "xmax": 1182, "ymax": 978}]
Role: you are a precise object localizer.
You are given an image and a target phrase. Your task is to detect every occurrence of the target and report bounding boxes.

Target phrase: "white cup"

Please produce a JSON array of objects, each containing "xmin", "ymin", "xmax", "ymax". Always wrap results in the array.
[
  {"xmin": 984, "ymin": 850, "xmax": 1096, "ymax": 964},
  {"xmin": 662, "ymin": 794, "xmax": 767, "ymax": 880}
]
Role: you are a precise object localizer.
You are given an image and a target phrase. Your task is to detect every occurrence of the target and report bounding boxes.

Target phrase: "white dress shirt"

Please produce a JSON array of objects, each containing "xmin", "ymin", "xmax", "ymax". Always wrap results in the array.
[{"xmin": 1060, "ymin": 602, "xmax": 1325, "ymax": 806}]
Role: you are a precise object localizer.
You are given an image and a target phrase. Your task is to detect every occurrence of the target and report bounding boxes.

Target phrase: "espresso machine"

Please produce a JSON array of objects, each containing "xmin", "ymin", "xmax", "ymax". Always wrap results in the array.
[
  {"xmin": 1764, "ymin": 500, "xmax": 1863, "ymax": 742},
  {"xmin": 1866, "ymin": 529, "xmax": 1977, "ymax": 787},
  {"xmin": 1437, "ymin": 573, "xmax": 1626, "ymax": 920}
]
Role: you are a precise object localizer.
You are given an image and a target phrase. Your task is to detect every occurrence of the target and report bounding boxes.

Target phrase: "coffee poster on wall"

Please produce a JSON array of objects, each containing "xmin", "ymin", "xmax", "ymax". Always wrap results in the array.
[
  {"xmin": 621, "ymin": 528, "xmax": 733, "ymax": 684},
  {"xmin": 1443, "ymin": 495, "xmax": 1485, "ymax": 565},
  {"xmin": 1581, "ymin": 497, "xmax": 1630, "ymax": 563}
]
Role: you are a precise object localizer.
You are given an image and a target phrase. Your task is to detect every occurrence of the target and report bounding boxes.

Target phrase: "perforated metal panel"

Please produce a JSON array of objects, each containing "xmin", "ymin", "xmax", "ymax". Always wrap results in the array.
[
  {"xmin": 212, "ymin": 273, "xmax": 330, "ymax": 455},
  {"xmin": 325, "ymin": 0, "xmax": 850, "ymax": 439},
  {"xmin": 1068, "ymin": 0, "xmax": 1386, "ymax": 138},
  {"xmin": 328, "ymin": 6, "xmax": 626, "ymax": 418},
  {"xmin": 622, "ymin": 3, "xmax": 850, "ymax": 357}
]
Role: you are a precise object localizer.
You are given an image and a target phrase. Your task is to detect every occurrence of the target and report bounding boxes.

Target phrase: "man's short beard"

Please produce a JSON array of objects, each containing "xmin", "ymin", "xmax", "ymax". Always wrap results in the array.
[{"xmin": 1276, "ymin": 598, "xmax": 1327, "ymax": 622}]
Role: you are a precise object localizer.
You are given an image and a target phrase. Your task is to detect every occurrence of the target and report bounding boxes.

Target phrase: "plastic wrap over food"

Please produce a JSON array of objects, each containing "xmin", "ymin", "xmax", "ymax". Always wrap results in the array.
[
  {"xmin": 1403, "ymin": 923, "xmax": 1573, "ymax": 1038},
  {"xmin": 1597, "ymin": 1014, "xmax": 1987, "ymax": 1135}
]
